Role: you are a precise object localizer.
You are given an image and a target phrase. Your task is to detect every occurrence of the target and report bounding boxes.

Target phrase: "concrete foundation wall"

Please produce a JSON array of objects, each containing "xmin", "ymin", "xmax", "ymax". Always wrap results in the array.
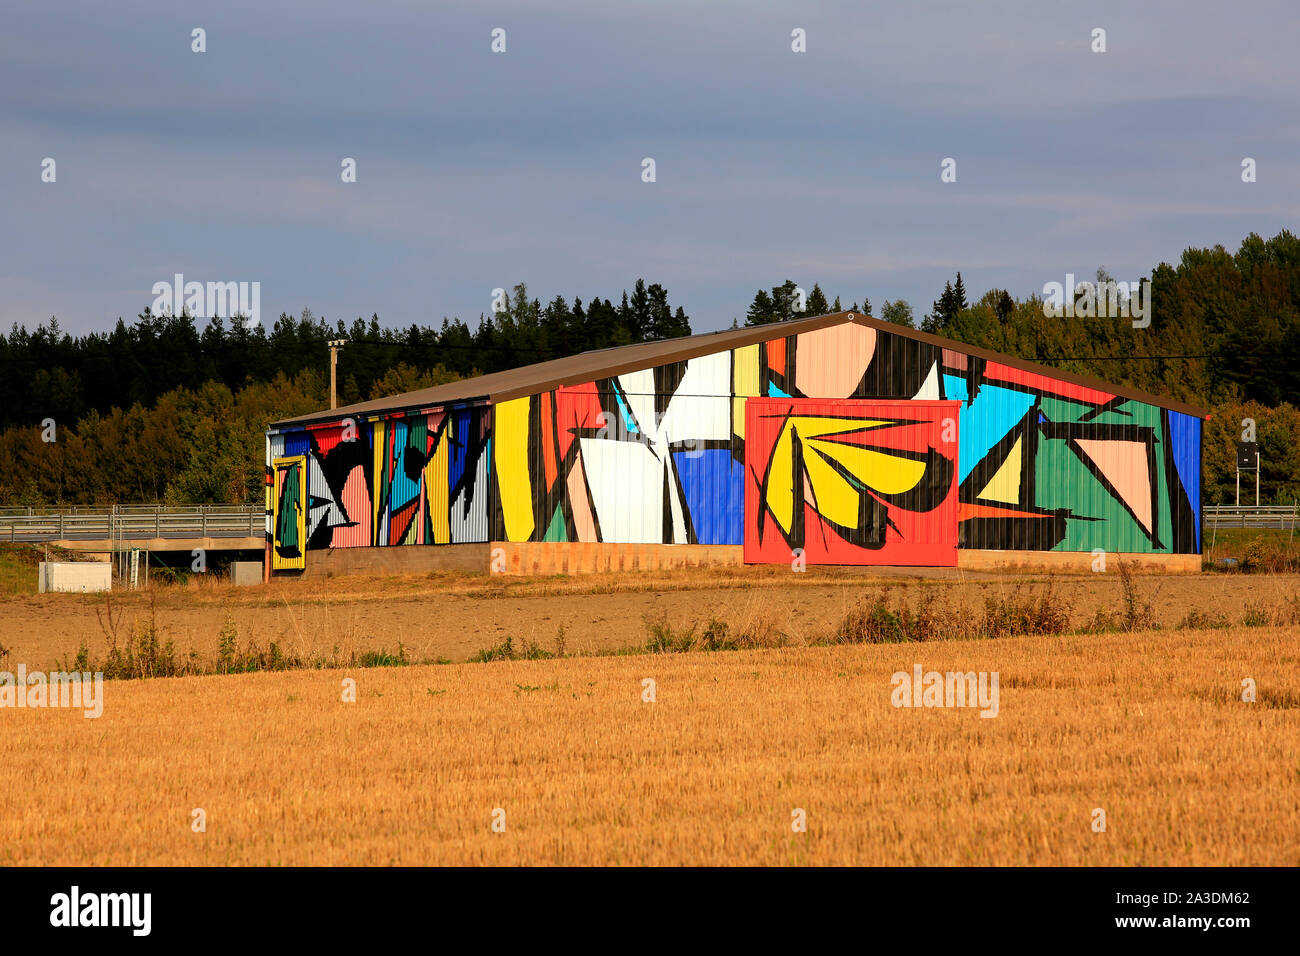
[
  {"xmin": 273, "ymin": 543, "xmax": 1200, "ymax": 578},
  {"xmin": 38, "ymin": 562, "xmax": 113, "ymax": 593},
  {"xmin": 292, "ymin": 544, "xmax": 490, "ymax": 578},
  {"xmin": 496, "ymin": 542, "xmax": 1198, "ymax": 575},
  {"xmin": 492, "ymin": 541, "xmax": 745, "ymax": 575},
  {"xmin": 956, "ymin": 550, "xmax": 1201, "ymax": 573}
]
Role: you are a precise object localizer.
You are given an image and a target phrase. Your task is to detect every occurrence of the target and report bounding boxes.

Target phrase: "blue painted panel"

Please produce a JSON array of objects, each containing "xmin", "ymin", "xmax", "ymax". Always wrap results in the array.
[
  {"xmin": 449, "ymin": 407, "xmax": 470, "ymax": 491},
  {"xmin": 283, "ymin": 431, "xmax": 310, "ymax": 457},
  {"xmin": 1168, "ymin": 411, "xmax": 1202, "ymax": 550},
  {"xmin": 388, "ymin": 419, "xmax": 420, "ymax": 513},
  {"xmin": 955, "ymin": 384, "xmax": 1035, "ymax": 484},
  {"xmin": 672, "ymin": 448, "xmax": 744, "ymax": 545}
]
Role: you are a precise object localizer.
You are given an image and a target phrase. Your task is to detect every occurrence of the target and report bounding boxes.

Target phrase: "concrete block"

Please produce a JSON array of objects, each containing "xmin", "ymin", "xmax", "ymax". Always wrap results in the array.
[
  {"xmin": 230, "ymin": 561, "xmax": 263, "ymax": 586},
  {"xmin": 38, "ymin": 562, "xmax": 112, "ymax": 593}
]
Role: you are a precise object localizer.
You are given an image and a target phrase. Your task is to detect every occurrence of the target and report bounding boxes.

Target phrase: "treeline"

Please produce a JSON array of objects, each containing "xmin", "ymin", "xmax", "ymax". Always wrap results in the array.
[
  {"xmin": 912, "ymin": 231, "xmax": 1300, "ymax": 410},
  {"xmin": 2, "ymin": 233, "xmax": 1299, "ymax": 506},
  {"xmin": 740, "ymin": 232, "xmax": 1300, "ymax": 411},
  {"xmin": 0, "ymin": 280, "xmax": 690, "ymax": 432}
]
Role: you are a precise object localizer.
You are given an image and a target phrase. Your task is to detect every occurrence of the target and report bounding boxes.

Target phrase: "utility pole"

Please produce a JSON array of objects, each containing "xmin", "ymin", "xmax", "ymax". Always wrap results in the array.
[{"xmin": 327, "ymin": 340, "xmax": 347, "ymax": 410}]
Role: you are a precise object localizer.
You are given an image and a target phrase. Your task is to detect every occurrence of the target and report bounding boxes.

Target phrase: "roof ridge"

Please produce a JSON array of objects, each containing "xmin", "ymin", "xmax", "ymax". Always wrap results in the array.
[{"xmin": 270, "ymin": 310, "xmax": 1208, "ymax": 428}]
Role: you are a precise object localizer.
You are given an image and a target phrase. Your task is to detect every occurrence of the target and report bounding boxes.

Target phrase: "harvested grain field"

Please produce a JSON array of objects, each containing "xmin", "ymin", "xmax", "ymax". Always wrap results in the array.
[{"xmin": 0, "ymin": 624, "xmax": 1296, "ymax": 866}]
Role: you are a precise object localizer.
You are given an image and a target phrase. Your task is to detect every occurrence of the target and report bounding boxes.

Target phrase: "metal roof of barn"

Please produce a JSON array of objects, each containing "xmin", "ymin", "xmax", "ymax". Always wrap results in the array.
[{"xmin": 270, "ymin": 311, "xmax": 1209, "ymax": 428}]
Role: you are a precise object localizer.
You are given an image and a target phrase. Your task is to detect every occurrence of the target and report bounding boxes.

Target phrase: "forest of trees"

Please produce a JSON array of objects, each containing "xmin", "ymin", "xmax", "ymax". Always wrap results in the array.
[
  {"xmin": 0, "ymin": 280, "xmax": 688, "ymax": 433},
  {"xmin": 1, "ymin": 232, "xmax": 1298, "ymax": 507}
]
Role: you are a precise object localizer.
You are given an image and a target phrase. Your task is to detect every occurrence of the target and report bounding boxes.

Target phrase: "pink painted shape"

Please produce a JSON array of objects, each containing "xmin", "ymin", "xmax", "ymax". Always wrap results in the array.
[
  {"xmin": 794, "ymin": 323, "xmax": 876, "ymax": 398},
  {"xmin": 332, "ymin": 466, "xmax": 372, "ymax": 547},
  {"xmin": 567, "ymin": 450, "xmax": 598, "ymax": 542},
  {"xmin": 413, "ymin": 485, "xmax": 425, "ymax": 545},
  {"xmin": 1075, "ymin": 439, "xmax": 1152, "ymax": 532}
]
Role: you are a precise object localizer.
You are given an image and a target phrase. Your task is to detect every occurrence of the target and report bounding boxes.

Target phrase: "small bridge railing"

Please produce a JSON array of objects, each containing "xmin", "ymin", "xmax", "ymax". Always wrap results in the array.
[{"xmin": 0, "ymin": 505, "xmax": 264, "ymax": 542}]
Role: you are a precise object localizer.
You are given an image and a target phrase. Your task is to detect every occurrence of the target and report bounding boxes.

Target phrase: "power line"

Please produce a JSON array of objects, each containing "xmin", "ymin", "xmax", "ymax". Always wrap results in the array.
[
  {"xmin": 0, "ymin": 339, "xmax": 570, "ymax": 367},
  {"xmin": 1034, "ymin": 353, "xmax": 1217, "ymax": 362}
]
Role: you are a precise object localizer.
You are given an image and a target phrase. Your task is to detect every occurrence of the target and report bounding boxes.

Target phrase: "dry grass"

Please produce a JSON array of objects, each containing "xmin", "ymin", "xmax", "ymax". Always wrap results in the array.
[
  {"xmin": 1, "ymin": 624, "xmax": 1296, "ymax": 866},
  {"xmin": 7, "ymin": 567, "xmax": 1300, "ymax": 672}
]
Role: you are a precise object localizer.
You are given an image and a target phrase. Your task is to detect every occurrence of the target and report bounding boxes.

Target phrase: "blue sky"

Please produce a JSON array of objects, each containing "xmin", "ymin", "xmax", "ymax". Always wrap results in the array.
[{"xmin": 2, "ymin": 0, "xmax": 1296, "ymax": 335}]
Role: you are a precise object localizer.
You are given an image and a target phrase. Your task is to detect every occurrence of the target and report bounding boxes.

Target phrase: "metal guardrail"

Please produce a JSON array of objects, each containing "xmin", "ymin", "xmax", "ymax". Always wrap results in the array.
[
  {"xmin": 0, "ymin": 504, "xmax": 264, "ymax": 542},
  {"xmin": 1205, "ymin": 505, "xmax": 1299, "ymax": 529}
]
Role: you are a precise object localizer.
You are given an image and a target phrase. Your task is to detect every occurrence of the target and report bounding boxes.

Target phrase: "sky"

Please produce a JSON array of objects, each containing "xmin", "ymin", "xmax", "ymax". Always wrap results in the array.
[{"xmin": 2, "ymin": 0, "xmax": 1297, "ymax": 336}]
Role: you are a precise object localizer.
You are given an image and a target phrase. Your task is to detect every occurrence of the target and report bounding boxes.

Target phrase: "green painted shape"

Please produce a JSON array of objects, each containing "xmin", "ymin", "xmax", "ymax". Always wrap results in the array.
[
  {"xmin": 1035, "ymin": 432, "xmax": 1148, "ymax": 552},
  {"xmin": 408, "ymin": 417, "xmax": 428, "ymax": 452},
  {"xmin": 277, "ymin": 466, "xmax": 301, "ymax": 549},
  {"xmin": 1038, "ymin": 396, "xmax": 1092, "ymax": 425},
  {"xmin": 542, "ymin": 504, "xmax": 567, "ymax": 542}
]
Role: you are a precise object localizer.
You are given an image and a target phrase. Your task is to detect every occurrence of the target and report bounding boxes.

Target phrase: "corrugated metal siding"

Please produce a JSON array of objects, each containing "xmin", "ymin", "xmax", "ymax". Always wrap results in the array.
[
  {"xmin": 744, "ymin": 398, "xmax": 959, "ymax": 566},
  {"xmin": 486, "ymin": 324, "xmax": 1202, "ymax": 557},
  {"xmin": 267, "ymin": 404, "xmax": 491, "ymax": 551},
  {"xmin": 936, "ymin": 368, "xmax": 1203, "ymax": 554},
  {"xmin": 492, "ymin": 369, "xmax": 744, "ymax": 545}
]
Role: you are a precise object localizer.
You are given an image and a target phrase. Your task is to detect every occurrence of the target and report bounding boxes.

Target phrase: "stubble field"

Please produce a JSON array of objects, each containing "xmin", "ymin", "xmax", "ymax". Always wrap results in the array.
[{"xmin": 1, "ymin": 570, "xmax": 1297, "ymax": 864}]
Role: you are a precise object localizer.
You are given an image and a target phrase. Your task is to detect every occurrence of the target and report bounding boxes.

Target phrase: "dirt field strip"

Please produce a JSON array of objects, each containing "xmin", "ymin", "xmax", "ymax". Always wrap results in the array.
[
  {"xmin": 1, "ymin": 625, "xmax": 1296, "ymax": 865},
  {"xmin": 1, "ymin": 568, "xmax": 1296, "ymax": 668}
]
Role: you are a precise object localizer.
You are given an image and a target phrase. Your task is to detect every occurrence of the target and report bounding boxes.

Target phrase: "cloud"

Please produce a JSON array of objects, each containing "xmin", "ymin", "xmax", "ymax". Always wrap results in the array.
[{"xmin": 0, "ymin": 0, "xmax": 1296, "ymax": 333}]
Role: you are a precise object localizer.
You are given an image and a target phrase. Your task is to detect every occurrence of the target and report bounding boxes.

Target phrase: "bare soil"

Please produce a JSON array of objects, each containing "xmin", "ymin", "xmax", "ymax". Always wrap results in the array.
[{"xmin": 0, "ymin": 565, "xmax": 1291, "ymax": 669}]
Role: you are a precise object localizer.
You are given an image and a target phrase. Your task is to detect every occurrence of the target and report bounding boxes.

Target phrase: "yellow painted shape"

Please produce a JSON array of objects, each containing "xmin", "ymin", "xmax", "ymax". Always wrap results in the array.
[
  {"xmin": 372, "ymin": 420, "xmax": 386, "ymax": 545},
  {"xmin": 801, "ymin": 445, "xmax": 862, "ymax": 528},
  {"xmin": 978, "ymin": 437, "xmax": 1022, "ymax": 504},
  {"xmin": 424, "ymin": 426, "xmax": 451, "ymax": 544},
  {"xmin": 495, "ymin": 398, "xmax": 535, "ymax": 541},
  {"xmin": 765, "ymin": 417, "xmax": 899, "ymax": 533},
  {"xmin": 732, "ymin": 345, "xmax": 759, "ymax": 438},
  {"xmin": 271, "ymin": 455, "xmax": 307, "ymax": 570},
  {"xmin": 765, "ymin": 422, "xmax": 797, "ymax": 533},
  {"xmin": 805, "ymin": 438, "xmax": 927, "ymax": 496},
  {"xmin": 787, "ymin": 416, "xmax": 893, "ymax": 440},
  {"xmin": 763, "ymin": 416, "xmax": 922, "ymax": 534}
]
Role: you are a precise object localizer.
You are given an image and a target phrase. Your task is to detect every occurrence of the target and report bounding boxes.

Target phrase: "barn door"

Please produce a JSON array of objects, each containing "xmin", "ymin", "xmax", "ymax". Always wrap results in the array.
[
  {"xmin": 271, "ymin": 455, "xmax": 308, "ymax": 570},
  {"xmin": 743, "ymin": 399, "xmax": 959, "ymax": 566}
]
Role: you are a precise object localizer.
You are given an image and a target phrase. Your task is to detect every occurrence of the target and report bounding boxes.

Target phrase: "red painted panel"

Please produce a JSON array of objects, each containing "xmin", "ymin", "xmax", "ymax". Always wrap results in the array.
[
  {"xmin": 743, "ymin": 398, "xmax": 960, "ymax": 566},
  {"xmin": 984, "ymin": 362, "xmax": 1114, "ymax": 406},
  {"xmin": 554, "ymin": 382, "xmax": 605, "ymax": 460},
  {"xmin": 540, "ymin": 391, "xmax": 558, "ymax": 488},
  {"xmin": 765, "ymin": 338, "xmax": 786, "ymax": 374}
]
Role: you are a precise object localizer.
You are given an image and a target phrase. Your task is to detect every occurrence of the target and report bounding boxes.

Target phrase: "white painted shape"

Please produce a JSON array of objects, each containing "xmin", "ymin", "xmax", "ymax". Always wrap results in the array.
[
  {"xmin": 307, "ymin": 454, "xmax": 348, "ymax": 537},
  {"xmin": 616, "ymin": 369, "xmax": 657, "ymax": 439},
  {"xmin": 659, "ymin": 351, "xmax": 733, "ymax": 442},
  {"xmin": 579, "ymin": 438, "xmax": 663, "ymax": 543},
  {"xmin": 450, "ymin": 452, "xmax": 489, "ymax": 543},
  {"xmin": 913, "ymin": 362, "xmax": 940, "ymax": 401},
  {"xmin": 667, "ymin": 462, "xmax": 688, "ymax": 543}
]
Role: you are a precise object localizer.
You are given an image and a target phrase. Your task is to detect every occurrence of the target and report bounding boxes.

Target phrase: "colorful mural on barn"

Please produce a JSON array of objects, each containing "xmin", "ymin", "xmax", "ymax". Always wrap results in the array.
[
  {"xmin": 268, "ymin": 404, "xmax": 491, "ymax": 555},
  {"xmin": 743, "ymin": 399, "xmax": 960, "ymax": 565},
  {"xmin": 490, "ymin": 321, "xmax": 1203, "ymax": 561},
  {"xmin": 271, "ymin": 455, "xmax": 307, "ymax": 570}
]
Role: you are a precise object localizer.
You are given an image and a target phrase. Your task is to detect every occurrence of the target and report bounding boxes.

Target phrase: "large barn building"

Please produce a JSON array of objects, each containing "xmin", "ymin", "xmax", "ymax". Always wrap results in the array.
[{"xmin": 264, "ymin": 311, "xmax": 1205, "ymax": 576}]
